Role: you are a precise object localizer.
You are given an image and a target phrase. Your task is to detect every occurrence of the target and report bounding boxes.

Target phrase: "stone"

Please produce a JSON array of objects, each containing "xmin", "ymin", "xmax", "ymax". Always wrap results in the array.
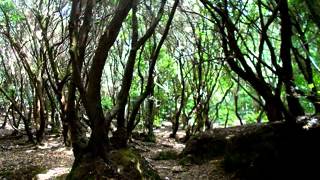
[{"xmin": 172, "ymin": 166, "xmax": 183, "ymax": 173}]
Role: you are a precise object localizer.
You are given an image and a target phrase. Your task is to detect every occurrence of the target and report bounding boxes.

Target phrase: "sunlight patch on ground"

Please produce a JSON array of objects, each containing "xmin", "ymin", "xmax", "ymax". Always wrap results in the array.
[
  {"xmin": 37, "ymin": 139, "xmax": 61, "ymax": 150},
  {"xmin": 154, "ymin": 126, "xmax": 185, "ymax": 151},
  {"xmin": 225, "ymin": 134, "xmax": 235, "ymax": 140},
  {"xmin": 35, "ymin": 167, "xmax": 70, "ymax": 180},
  {"xmin": 54, "ymin": 147, "xmax": 73, "ymax": 156},
  {"xmin": 37, "ymin": 142, "xmax": 59, "ymax": 149},
  {"xmin": 25, "ymin": 149, "xmax": 35, "ymax": 153},
  {"xmin": 303, "ymin": 117, "xmax": 319, "ymax": 130}
]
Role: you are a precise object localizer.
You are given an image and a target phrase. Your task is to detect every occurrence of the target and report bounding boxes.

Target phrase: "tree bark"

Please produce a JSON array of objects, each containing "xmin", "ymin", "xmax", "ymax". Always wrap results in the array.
[{"xmin": 278, "ymin": 0, "xmax": 304, "ymax": 119}]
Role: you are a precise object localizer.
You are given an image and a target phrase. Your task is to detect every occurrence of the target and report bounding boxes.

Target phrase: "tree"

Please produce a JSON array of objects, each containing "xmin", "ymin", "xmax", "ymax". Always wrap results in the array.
[{"xmin": 199, "ymin": 0, "xmax": 308, "ymax": 122}]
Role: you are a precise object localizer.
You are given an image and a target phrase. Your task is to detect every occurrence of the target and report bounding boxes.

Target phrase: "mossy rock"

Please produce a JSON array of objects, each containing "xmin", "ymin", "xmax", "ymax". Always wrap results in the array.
[
  {"xmin": 109, "ymin": 148, "xmax": 143, "ymax": 179},
  {"xmin": 131, "ymin": 132, "xmax": 148, "ymax": 141},
  {"xmin": 223, "ymin": 123, "xmax": 320, "ymax": 180},
  {"xmin": 181, "ymin": 133, "xmax": 227, "ymax": 163},
  {"xmin": 178, "ymin": 154, "xmax": 197, "ymax": 165},
  {"xmin": 67, "ymin": 155, "xmax": 116, "ymax": 179},
  {"xmin": 109, "ymin": 148, "xmax": 160, "ymax": 179},
  {"xmin": 144, "ymin": 134, "xmax": 156, "ymax": 143},
  {"xmin": 152, "ymin": 150, "xmax": 179, "ymax": 160},
  {"xmin": 68, "ymin": 148, "xmax": 160, "ymax": 180}
]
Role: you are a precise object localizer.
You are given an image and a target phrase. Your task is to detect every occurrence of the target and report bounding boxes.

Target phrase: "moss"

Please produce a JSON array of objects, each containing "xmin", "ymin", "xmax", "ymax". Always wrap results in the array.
[
  {"xmin": 67, "ymin": 155, "xmax": 116, "ymax": 180},
  {"xmin": 153, "ymin": 150, "xmax": 179, "ymax": 160},
  {"xmin": 110, "ymin": 148, "xmax": 160, "ymax": 179},
  {"xmin": 178, "ymin": 154, "xmax": 205, "ymax": 165},
  {"xmin": 68, "ymin": 148, "xmax": 160, "ymax": 179},
  {"xmin": 178, "ymin": 155, "xmax": 194, "ymax": 166},
  {"xmin": 144, "ymin": 134, "xmax": 156, "ymax": 143},
  {"xmin": 0, "ymin": 165, "xmax": 46, "ymax": 179},
  {"xmin": 110, "ymin": 148, "xmax": 141, "ymax": 177}
]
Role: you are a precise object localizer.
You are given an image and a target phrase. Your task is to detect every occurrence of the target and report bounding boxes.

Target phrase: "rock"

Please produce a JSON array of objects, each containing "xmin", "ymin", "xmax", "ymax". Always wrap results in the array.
[
  {"xmin": 152, "ymin": 150, "xmax": 179, "ymax": 160},
  {"xmin": 180, "ymin": 121, "xmax": 320, "ymax": 179},
  {"xmin": 223, "ymin": 122, "xmax": 320, "ymax": 180},
  {"xmin": 172, "ymin": 166, "xmax": 183, "ymax": 173},
  {"xmin": 181, "ymin": 132, "xmax": 227, "ymax": 164}
]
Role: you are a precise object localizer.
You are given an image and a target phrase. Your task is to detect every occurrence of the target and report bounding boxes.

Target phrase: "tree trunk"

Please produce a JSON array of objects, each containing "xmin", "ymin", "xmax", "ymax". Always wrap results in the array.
[
  {"xmin": 171, "ymin": 56, "xmax": 186, "ymax": 138},
  {"xmin": 264, "ymin": 97, "xmax": 284, "ymax": 122},
  {"xmin": 66, "ymin": 82, "xmax": 88, "ymax": 160},
  {"xmin": 35, "ymin": 80, "xmax": 46, "ymax": 144},
  {"xmin": 145, "ymin": 93, "xmax": 155, "ymax": 142},
  {"xmin": 279, "ymin": 0, "xmax": 304, "ymax": 119}
]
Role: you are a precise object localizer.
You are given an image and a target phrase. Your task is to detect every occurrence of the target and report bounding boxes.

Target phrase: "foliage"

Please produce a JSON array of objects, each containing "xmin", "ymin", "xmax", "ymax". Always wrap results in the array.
[{"xmin": 0, "ymin": 0, "xmax": 24, "ymax": 24}]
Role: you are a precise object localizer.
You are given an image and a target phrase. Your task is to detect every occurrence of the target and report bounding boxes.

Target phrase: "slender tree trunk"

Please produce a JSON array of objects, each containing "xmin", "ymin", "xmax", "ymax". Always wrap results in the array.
[
  {"xmin": 279, "ymin": 0, "xmax": 304, "ymax": 119},
  {"xmin": 234, "ymin": 80, "xmax": 243, "ymax": 126},
  {"xmin": 171, "ymin": 57, "xmax": 186, "ymax": 138},
  {"xmin": 66, "ymin": 82, "xmax": 88, "ymax": 160},
  {"xmin": 35, "ymin": 80, "xmax": 46, "ymax": 144},
  {"xmin": 292, "ymin": 19, "xmax": 320, "ymax": 114},
  {"xmin": 145, "ymin": 93, "xmax": 155, "ymax": 142},
  {"xmin": 127, "ymin": 0, "xmax": 179, "ymax": 138}
]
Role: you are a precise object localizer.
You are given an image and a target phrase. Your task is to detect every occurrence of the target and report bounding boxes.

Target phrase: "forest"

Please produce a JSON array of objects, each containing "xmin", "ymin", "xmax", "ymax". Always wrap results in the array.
[{"xmin": 0, "ymin": 0, "xmax": 320, "ymax": 179}]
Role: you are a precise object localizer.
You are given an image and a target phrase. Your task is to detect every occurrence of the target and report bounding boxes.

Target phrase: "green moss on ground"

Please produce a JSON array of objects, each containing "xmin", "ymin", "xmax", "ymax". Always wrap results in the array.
[
  {"xmin": 0, "ymin": 165, "xmax": 46, "ymax": 179},
  {"xmin": 153, "ymin": 150, "xmax": 179, "ymax": 160},
  {"xmin": 67, "ymin": 148, "xmax": 160, "ymax": 180}
]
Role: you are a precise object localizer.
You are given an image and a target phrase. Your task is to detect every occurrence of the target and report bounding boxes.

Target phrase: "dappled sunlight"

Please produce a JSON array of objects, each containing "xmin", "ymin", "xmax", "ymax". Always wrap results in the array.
[
  {"xmin": 54, "ymin": 147, "xmax": 73, "ymax": 156},
  {"xmin": 35, "ymin": 167, "xmax": 70, "ymax": 180},
  {"xmin": 25, "ymin": 149, "xmax": 35, "ymax": 153},
  {"xmin": 133, "ymin": 123, "xmax": 231, "ymax": 179},
  {"xmin": 302, "ymin": 117, "xmax": 320, "ymax": 130},
  {"xmin": 154, "ymin": 122, "xmax": 186, "ymax": 151},
  {"xmin": 225, "ymin": 134, "xmax": 235, "ymax": 140},
  {"xmin": 155, "ymin": 130, "xmax": 185, "ymax": 151},
  {"xmin": 37, "ymin": 141, "xmax": 60, "ymax": 150},
  {"xmin": 0, "ymin": 133, "xmax": 74, "ymax": 179}
]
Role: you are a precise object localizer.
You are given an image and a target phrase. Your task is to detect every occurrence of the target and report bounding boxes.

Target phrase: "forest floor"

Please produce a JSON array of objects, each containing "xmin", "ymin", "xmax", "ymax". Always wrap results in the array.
[
  {"xmin": 0, "ymin": 127, "xmax": 73, "ymax": 179},
  {"xmin": 134, "ymin": 123, "xmax": 233, "ymax": 180},
  {"xmin": 0, "ymin": 122, "xmax": 233, "ymax": 180}
]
